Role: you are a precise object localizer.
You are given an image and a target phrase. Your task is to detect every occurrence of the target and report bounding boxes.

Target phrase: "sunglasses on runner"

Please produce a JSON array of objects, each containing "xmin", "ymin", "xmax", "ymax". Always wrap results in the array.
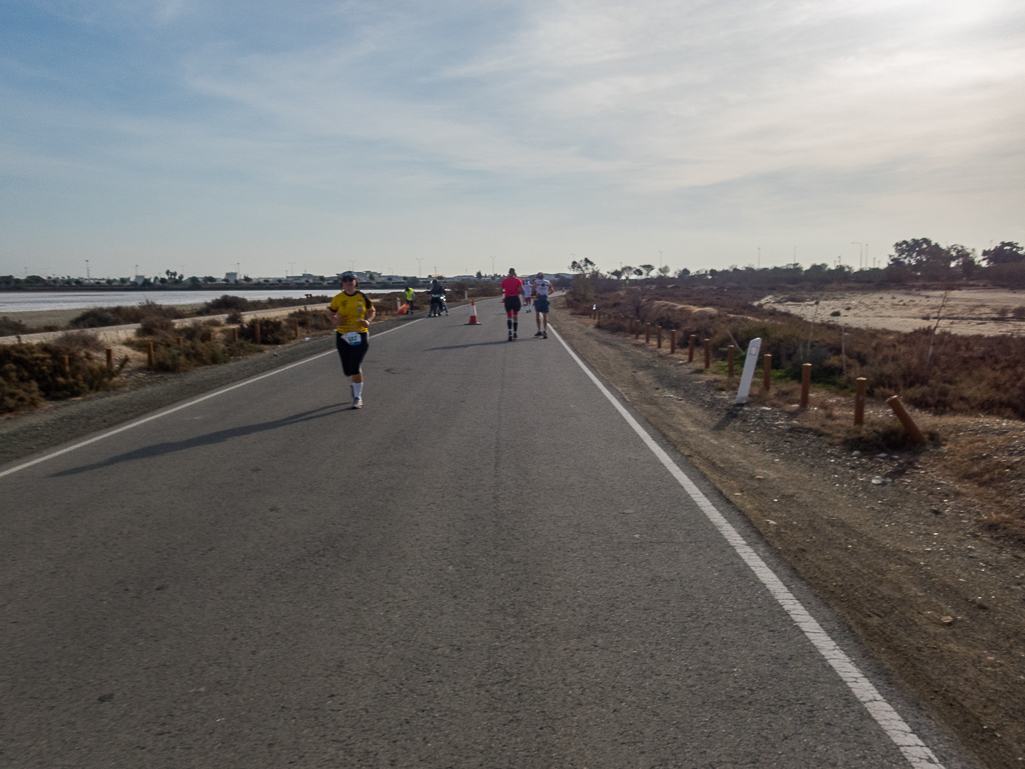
[{"xmin": 341, "ymin": 276, "xmax": 356, "ymax": 283}]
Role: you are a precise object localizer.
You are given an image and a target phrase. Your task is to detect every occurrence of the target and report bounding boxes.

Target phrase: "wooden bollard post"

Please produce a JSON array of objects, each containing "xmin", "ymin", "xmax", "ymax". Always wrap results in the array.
[
  {"xmin": 207, "ymin": 330, "xmax": 214, "ymax": 343},
  {"xmin": 887, "ymin": 395, "xmax": 926, "ymax": 443},
  {"xmin": 306, "ymin": 313, "xmax": 311, "ymax": 335},
  {"xmin": 657, "ymin": 326, "xmax": 663, "ymax": 349},
  {"xmin": 231, "ymin": 327, "xmax": 238, "ymax": 343},
  {"xmin": 727, "ymin": 345, "xmax": 735, "ymax": 378},
  {"xmin": 294, "ymin": 317, "xmax": 300, "ymax": 338},
  {"xmin": 254, "ymin": 322, "xmax": 261, "ymax": 345},
  {"xmin": 763, "ymin": 353, "xmax": 772, "ymax": 391},
  {"xmin": 147, "ymin": 342, "xmax": 154, "ymax": 368},
  {"xmin": 688, "ymin": 335, "xmax": 696, "ymax": 362},
  {"xmin": 669, "ymin": 329, "xmax": 676, "ymax": 354},
  {"xmin": 703, "ymin": 338, "xmax": 711, "ymax": 369},
  {"xmin": 177, "ymin": 336, "xmax": 184, "ymax": 348},
  {"xmin": 854, "ymin": 377, "xmax": 867, "ymax": 426},
  {"xmin": 645, "ymin": 324, "xmax": 651, "ymax": 344},
  {"xmin": 62, "ymin": 355, "xmax": 70, "ymax": 374},
  {"xmin": 106, "ymin": 348, "xmax": 114, "ymax": 372},
  {"xmin": 800, "ymin": 363, "xmax": 812, "ymax": 408}
]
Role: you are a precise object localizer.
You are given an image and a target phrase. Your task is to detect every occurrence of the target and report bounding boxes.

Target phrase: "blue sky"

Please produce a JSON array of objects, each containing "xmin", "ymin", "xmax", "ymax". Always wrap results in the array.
[{"xmin": 2, "ymin": 0, "xmax": 1023, "ymax": 279}]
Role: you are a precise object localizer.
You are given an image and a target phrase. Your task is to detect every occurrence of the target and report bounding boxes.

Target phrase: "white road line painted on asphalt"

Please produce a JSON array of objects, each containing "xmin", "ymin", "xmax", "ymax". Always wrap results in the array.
[
  {"xmin": 549, "ymin": 324, "xmax": 946, "ymax": 769},
  {"xmin": 0, "ymin": 322, "xmax": 419, "ymax": 480}
]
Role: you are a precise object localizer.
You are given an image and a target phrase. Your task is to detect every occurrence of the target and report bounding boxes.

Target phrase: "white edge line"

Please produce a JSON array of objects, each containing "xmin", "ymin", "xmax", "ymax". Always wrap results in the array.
[
  {"xmin": 548, "ymin": 324, "xmax": 946, "ymax": 769},
  {"xmin": 0, "ymin": 321, "xmax": 419, "ymax": 481}
]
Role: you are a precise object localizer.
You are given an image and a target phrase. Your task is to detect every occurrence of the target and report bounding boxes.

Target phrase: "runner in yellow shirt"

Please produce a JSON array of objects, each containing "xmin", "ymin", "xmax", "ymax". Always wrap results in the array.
[{"xmin": 326, "ymin": 271, "xmax": 376, "ymax": 409}]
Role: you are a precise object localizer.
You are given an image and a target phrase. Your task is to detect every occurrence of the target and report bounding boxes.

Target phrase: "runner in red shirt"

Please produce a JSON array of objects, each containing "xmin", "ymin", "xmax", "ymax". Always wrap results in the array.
[{"xmin": 500, "ymin": 268, "xmax": 524, "ymax": 341}]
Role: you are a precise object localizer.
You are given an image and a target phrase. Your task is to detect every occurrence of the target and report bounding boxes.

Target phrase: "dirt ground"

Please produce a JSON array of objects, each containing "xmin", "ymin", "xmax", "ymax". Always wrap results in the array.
[
  {"xmin": 552, "ymin": 302, "xmax": 1025, "ymax": 769},
  {"xmin": 760, "ymin": 288, "xmax": 1025, "ymax": 337}
]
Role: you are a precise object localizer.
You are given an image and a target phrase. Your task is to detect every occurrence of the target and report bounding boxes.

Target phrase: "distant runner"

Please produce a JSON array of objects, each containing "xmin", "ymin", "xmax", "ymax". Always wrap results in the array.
[
  {"xmin": 500, "ymin": 268, "xmax": 524, "ymax": 342},
  {"xmin": 531, "ymin": 272, "xmax": 553, "ymax": 339},
  {"xmin": 522, "ymin": 279, "xmax": 533, "ymax": 313},
  {"xmin": 327, "ymin": 271, "xmax": 376, "ymax": 409},
  {"xmin": 403, "ymin": 285, "xmax": 416, "ymax": 316}
]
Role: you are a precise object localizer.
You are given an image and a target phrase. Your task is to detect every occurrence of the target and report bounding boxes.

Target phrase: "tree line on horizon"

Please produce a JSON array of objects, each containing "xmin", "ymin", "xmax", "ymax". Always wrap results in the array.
[{"xmin": 569, "ymin": 239, "xmax": 1025, "ymax": 289}]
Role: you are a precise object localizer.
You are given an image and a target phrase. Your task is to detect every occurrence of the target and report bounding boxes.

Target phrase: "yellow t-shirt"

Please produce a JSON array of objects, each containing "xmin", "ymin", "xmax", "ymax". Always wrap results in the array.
[{"xmin": 330, "ymin": 291, "xmax": 373, "ymax": 334}]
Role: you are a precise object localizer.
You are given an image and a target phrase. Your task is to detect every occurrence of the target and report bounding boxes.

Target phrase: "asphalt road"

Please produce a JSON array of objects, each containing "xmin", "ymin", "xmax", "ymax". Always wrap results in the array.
[{"xmin": 0, "ymin": 298, "xmax": 975, "ymax": 768}]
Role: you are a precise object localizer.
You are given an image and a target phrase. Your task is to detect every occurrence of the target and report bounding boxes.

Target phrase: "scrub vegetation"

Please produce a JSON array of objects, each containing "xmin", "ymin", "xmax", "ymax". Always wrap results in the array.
[
  {"xmin": 571, "ymin": 283, "xmax": 1025, "ymax": 421},
  {"xmin": 0, "ymin": 335, "xmax": 124, "ymax": 413}
]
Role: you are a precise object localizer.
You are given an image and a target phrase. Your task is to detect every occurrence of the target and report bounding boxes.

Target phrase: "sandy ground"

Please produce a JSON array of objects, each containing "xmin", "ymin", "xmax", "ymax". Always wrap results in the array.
[
  {"xmin": 554, "ymin": 302, "xmax": 1025, "ymax": 769},
  {"xmin": 760, "ymin": 288, "xmax": 1025, "ymax": 336}
]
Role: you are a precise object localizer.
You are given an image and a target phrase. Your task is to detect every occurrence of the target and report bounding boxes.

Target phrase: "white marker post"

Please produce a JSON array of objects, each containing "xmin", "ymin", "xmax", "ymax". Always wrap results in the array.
[{"xmin": 735, "ymin": 337, "xmax": 763, "ymax": 405}]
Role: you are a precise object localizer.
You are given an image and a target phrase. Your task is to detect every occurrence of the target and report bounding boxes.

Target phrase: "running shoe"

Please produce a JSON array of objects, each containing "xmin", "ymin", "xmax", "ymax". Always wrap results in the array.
[
  {"xmin": 534, "ymin": 331, "xmax": 543, "ymax": 336},
  {"xmin": 508, "ymin": 333, "xmax": 513, "ymax": 341},
  {"xmin": 543, "ymin": 331, "xmax": 548, "ymax": 339},
  {"xmin": 352, "ymin": 397, "xmax": 363, "ymax": 409}
]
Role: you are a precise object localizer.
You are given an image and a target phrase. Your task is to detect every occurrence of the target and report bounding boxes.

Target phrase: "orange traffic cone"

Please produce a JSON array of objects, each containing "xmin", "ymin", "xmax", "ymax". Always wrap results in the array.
[{"xmin": 467, "ymin": 299, "xmax": 481, "ymax": 325}]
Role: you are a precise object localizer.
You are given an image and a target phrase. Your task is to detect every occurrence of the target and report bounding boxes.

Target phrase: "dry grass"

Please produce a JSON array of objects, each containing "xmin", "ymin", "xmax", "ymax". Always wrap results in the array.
[
  {"xmin": 571, "ymin": 293, "xmax": 1025, "ymax": 543},
  {"xmin": 0, "ymin": 335, "xmax": 124, "ymax": 414}
]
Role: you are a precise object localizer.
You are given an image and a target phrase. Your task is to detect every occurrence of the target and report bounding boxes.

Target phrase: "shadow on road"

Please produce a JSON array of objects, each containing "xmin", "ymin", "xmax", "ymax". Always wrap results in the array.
[
  {"xmin": 424, "ymin": 339, "xmax": 519, "ymax": 351},
  {"xmin": 49, "ymin": 404, "xmax": 348, "ymax": 477}
]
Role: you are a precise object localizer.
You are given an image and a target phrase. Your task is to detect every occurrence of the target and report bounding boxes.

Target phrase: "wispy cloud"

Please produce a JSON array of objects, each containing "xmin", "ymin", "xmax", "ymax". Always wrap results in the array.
[{"xmin": 1, "ymin": 0, "xmax": 1023, "ymax": 276}]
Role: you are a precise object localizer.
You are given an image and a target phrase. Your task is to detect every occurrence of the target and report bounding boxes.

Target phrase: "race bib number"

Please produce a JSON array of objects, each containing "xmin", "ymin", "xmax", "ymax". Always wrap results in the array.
[{"xmin": 342, "ymin": 331, "xmax": 362, "ymax": 345}]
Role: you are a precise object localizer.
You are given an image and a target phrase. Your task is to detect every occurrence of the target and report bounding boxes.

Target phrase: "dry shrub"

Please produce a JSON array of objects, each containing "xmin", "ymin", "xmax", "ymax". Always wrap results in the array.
[
  {"xmin": 591, "ymin": 285, "xmax": 1025, "ymax": 420},
  {"xmin": 0, "ymin": 316, "xmax": 29, "ymax": 336},
  {"xmin": 49, "ymin": 330, "xmax": 106, "ymax": 354},
  {"xmin": 0, "ymin": 342, "xmax": 119, "ymax": 413},
  {"xmin": 71, "ymin": 300, "xmax": 183, "ymax": 329},
  {"xmin": 287, "ymin": 309, "xmax": 334, "ymax": 332},
  {"xmin": 238, "ymin": 318, "xmax": 290, "ymax": 345},
  {"xmin": 138, "ymin": 315, "xmax": 176, "ymax": 336},
  {"xmin": 200, "ymin": 294, "xmax": 331, "ymax": 314}
]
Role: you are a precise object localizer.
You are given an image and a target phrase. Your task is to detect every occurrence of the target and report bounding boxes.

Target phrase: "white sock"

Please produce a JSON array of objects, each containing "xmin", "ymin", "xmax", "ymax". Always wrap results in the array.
[{"xmin": 352, "ymin": 382, "xmax": 363, "ymax": 398}]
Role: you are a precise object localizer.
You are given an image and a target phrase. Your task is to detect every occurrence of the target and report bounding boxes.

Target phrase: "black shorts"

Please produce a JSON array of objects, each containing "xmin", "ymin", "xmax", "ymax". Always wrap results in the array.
[
  {"xmin": 503, "ymin": 296, "xmax": 522, "ymax": 313},
  {"xmin": 335, "ymin": 331, "xmax": 369, "ymax": 376}
]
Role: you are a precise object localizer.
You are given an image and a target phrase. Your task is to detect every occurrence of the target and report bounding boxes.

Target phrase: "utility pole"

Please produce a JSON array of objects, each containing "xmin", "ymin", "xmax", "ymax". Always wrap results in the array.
[{"xmin": 85, "ymin": 260, "xmax": 90, "ymax": 279}]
